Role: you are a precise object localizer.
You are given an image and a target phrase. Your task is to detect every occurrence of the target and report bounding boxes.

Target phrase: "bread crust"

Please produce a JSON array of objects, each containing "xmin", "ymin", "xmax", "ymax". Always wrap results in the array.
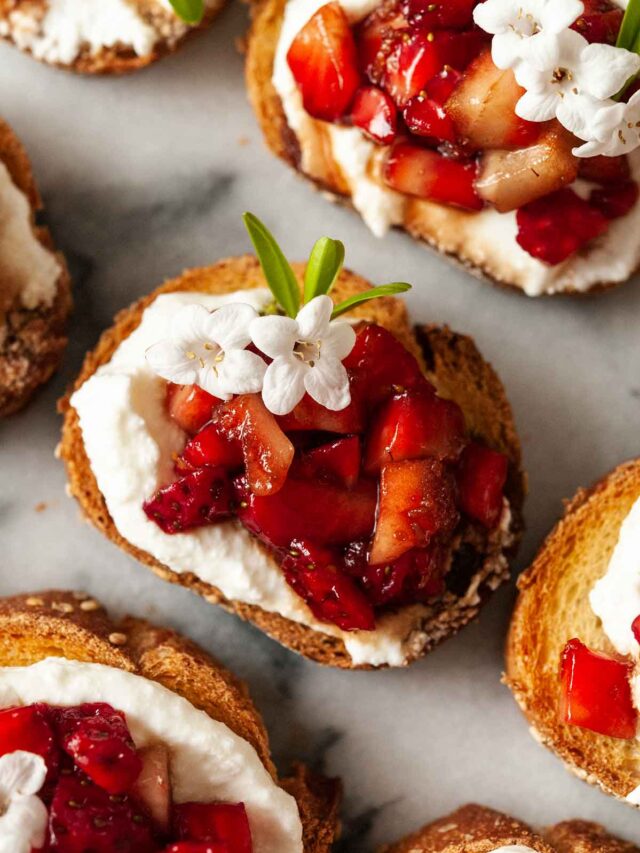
[
  {"xmin": 380, "ymin": 804, "xmax": 638, "ymax": 853},
  {"xmin": 0, "ymin": 118, "xmax": 71, "ymax": 417},
  {"xmin": 59, "ymin": 256, "xmax": 524, "ymax": 669},
  {"xmin": 505, "ymin": 459, "xmax": 640, "ymax": 803},
  {"xmin": 245, "ymin": 0, "xmax": 631, "ymax": 298},
  {"xmin": 0, "ymin": 0, "xmax": 225, "ymax": 74},
  {"xmin": 0, "ymin": 589, "xmax": 340, "ymax": 853}
]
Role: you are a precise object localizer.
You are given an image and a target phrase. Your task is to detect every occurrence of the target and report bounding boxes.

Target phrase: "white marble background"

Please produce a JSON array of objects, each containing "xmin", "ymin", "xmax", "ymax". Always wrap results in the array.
[{"xmin": 1, "ymin": 6, "xmax": 640, "ymax": 849}]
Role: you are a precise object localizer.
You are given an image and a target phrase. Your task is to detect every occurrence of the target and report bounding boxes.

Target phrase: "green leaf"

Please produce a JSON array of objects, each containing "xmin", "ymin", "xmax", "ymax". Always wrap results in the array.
[
  {"xmin": 168, "ymin": 0, "xmax": 205, "ymax": 23},
  {"xmin": 331, "ymin": 283, "xmax": 412, "ymax": 319},
  {"xmin": 304, "ymin": 238, "xmax": 345, "ymax": 303},
  {"xmin": 617, "ymin": 0, "xmax": 640, "ymax": 50},
  {"xmin": 243, "ymin": 213, "xmax": 300, "ymax": 318}
]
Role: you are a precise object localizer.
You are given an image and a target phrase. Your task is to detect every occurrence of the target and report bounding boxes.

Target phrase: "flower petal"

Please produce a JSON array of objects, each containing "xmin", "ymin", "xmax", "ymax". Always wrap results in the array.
[
  {"xmin": 217, "ymin": 349, "xmax": 267, "ymax": 395},
  {"xmin": 579, "ymin": 43, "xmax": 640, "ymax": 100},
  {"xmin": 304, "ymin": 357, "xmax": 351, "ymax": 411},
  {"xmin": 323, "ymin": 321, "xmax": 356, "ymax": 361},
  {"xmin": 473, "ymin": 0, "xmax": 510, "ymax": 35},
  {"xmin": 295, "ymin": 295, "xmax": 333, "ymax": 340},
  {"xmin": 250, "ymin": 315, "xmax": 299, "ymax": 359},
  {"xmin": 196, "ymin": 367, "xmax": 232, "ymax": 400},
  {"xmin": 261, "ymin": 356, "xmax": 307, "ymax": 415},
  {"xmin": 521, "ymin": 30, "xmax": 561, "ymax": 70},
  {"xmin": 145, "ymin": 341, "xmax": 198, "ymax": 385},
  {"xmin": 0, "ymin": 752, "xmax": 47, "ymax": 798},
  {"xmin": 515, "ymin": 88, "xmax": 557, "ymax": 122},
  {"xmin": 556, "ymin": 92, "xmax": 601, "ymax": 139},
  {"xmin": 572, "ymin": 137, "xmax": 607, "ymax": 157},
  {"xmin": 0, "ymin": 795, "xmax": 48, "ymax": 851},
  {"xmin": 539, "ymin": 0, "xmax": 583, "ymax": 33},
  {"xmin": 170, "ymin": 304, "xmax": 212, "ymax": 350},
  {"xmin": 491, "ymin": 32, "xmax": 525, "ymax": 70},
  {"xmin": 205, "ymin": 302, "xmax": 257, "ymax": 351}
]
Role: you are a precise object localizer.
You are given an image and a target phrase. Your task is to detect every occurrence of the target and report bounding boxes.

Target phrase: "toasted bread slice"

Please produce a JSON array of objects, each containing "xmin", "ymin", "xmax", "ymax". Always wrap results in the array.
[
  {"xmin": 0, "ymin": 0, "xmax": 224, "ymax": 74},
  {"xmin": 59, "ymin": 256, "xmax": 524, "ymax": 668},
  {"xmin": 506, "ymin": 459, "xmax": 640, "ymax": 803},
  {"xmin": 0, "ymin": 118, "xmax": 71, "ymax": 417},
  {"xmin": 381, "ymin": 804, "xmax": 638, "ymax": 852},
  {"xmin": 0, "ymin": 589, "xmax": 340, "ymax": 852}
]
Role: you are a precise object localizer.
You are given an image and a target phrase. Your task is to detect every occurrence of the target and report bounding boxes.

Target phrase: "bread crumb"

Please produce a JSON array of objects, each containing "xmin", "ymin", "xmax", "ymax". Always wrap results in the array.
[
  {"xmin": 80, "ymin": 599, "xmax": 101, "ymax": 612},
  {"xmin": 108, "ymin": 632, "xmax": 128, "ymax": 646},
  {"xmin": 51, "ymin": 601, "xmax": 74, "ymax": 614},
  {"xmin": 34, "ymin": 501, "xmax": 47, "ymax": 513},
  {"xmin": 25, "ymin": 596, "xmax": 44, "ymax": 607}
]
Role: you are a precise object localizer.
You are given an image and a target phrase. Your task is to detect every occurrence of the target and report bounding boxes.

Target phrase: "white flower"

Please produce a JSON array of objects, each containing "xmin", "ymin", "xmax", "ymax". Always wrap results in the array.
[
  {"xmin": 146, "ymin": 302, "xmax": 267, "ymax": 400},
  {"xmin": 573, "ymin": 91, "xmax": 640, "ymax": 157},
  {"xmin": 0, "ymin": 751, "xmax": 48, "ymax": 853},
  {"xmin": 515, "ymin": 29, "xmax": 640, "ymax": 125},
  {"xmin": 473, "ymin": 0, "xmax": 583, "ymax": 70},
  {"xmin": 249, "ymin": 295, "xmax": 356, "ymax": 416}
]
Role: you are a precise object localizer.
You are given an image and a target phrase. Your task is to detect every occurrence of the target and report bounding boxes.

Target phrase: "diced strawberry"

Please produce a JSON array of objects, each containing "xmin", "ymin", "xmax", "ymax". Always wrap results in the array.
[
  {"xmin": 425, "ymin": 67, "xmax": 462, "ymax": 104},
  {"xmin": 287, "ymin": 2, "xmax": 361, "ymax": 121},
  {"xmin": 559, "ymin": 639, "xmax": 637, "ymax": 740},
  {"xmin": 579, "ymin": 154, "xmax": 630, "ymax": 185},
  {"xmin": 0, "ymin": 704, "xmax": 59, "ymax": 778},
  {"xmin": 167, "ymin": 383, "xmax": 220, "ymax": 436},
  {"xmin": 131, "ymin": 744, "xmax": 171, "ymax": 832},
  {"xmin": 174, "ymin": 802, "xmax": 252, "ymax": 852},
  {"xmin": 54, "ymin": 703, "xmax": 142, "ymax": 796},
  {"xmin": 277, "ymin": 390, "xmax": 366, "ymax": 433},
  {"xmin": 356, "ymin": 0, "xmax": 408, "ymax": 85},
  {"xmin": 236, "ymin": 475, "xmax": 377, "ymax": 547},
  {"xmin": 590, "ymin": 182, "xmax": 639, "ymax": 220},
  {"xmin": 404, "ymin": 0, "xmax": 477, "ymax": 29},
  {"xmin": 281, "ymin": 540, "xmax": 376, "ymax": 630},
  {"xmin": 345, "ymin": 542, "xmax": 445, "ymax": 606},
  {"xmin": 403, "ymin": 94, "xmax": 457, "ymax": 143},
  {"xmin": 384, "ymin": 140, "xmax": 482, "ymax": 210},
  {"xmin": 516, "ymin": 188, "xmax": 608, "ymax": 265},
  {"xmin": 162, "ymin": 845, "xmax": 230, "ymax": 853},
  {"xmin": 214, "ymin": 395, "xmax": 294, "ymax": 496},
  {"xmin": 633, "ymin": 615, "xmax": 640, "ymax": 645},
  {"xmin": 48, "ymin": 772, "xmax": 157, "ymax": 853},
  {"xmin": 351, "ymin": 85, "xmax": 398, "ymax": 144},
  {"xmin": 181, "ymin": 423, "xmax": 244, "ymax": 470},
  {"xmin": 457, "ymin": 442, "xmax": 507, "ymax": 528},
  {"xmin": 144, "ymin": 467, "xmax": 232, "ymax": 534},
  {"xmin": 364, "ymin": 389, "xmax": 466, "ymax": 474},
  {"xmin": 294, "ymin": 436, "xmax": 362, "ymax": 488},
  {"xmin": 370, "ymin": 459, "xmax": 459, "ymax": 564},
  {"xmin": 572, "ymin": 0, "xmax": 623, "ymax": 44}
]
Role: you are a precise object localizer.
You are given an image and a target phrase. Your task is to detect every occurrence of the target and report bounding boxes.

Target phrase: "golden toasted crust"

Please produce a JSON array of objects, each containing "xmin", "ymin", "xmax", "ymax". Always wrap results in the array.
[
  {"xmin": 381, "ymin": 805, "xmax": 637, "ymax": 853},
  {"xmin": 0, "ymin": 589, "xmax": 340, "ymax": 853},
  {"xmin": 0, "ymin": 0, "xmax": 225, "ymax": 74},
  {"xmin": 0, "ymin": 118, "xmax": 71, "ymax": 416},
  {"xmin": 58, "ymin": 256, "xmax": 524, "ymax": 668},
  {"xmin": 505, "ymin": 459, "xmax": 640, "ymax": 802}
]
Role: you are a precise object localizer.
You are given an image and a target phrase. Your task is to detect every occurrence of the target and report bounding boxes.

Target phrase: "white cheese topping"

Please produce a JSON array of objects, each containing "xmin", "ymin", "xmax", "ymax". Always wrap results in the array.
[
  {"xmin": 272, "ymin": 0, "xmax": 640, "ymax": 296},
  {"xmin": 0, "ymin": 658, "xmax": 303, "ymax": 853},
  {"xmin": 70, "ymin": 289, "xmax": 450, "ymax": 667},
  {"xmin": 0, "ymin": 160, "xmax": 60, "ymax": 313}
]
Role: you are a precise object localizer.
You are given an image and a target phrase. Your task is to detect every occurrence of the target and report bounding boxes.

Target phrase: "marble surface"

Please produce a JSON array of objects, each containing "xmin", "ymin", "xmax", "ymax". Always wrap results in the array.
[{"xmin": 1, "ymin": 7, "xmax": 640, "ymax": 849}]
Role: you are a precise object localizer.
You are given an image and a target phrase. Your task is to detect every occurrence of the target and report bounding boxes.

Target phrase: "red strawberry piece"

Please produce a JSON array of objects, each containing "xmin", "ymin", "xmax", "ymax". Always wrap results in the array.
[
  {"xmin": 457, "ymin": 442, "xmax": 507, "ymax": 528},
  {"xmin": 384, "ymin": 140, "xmax": 482, "ymax": 210},
  {"xmin": 281, "ymin": 540, "xmax": 375, "ymax": 630},
  {"xmin": 351, "ymin": 85, "xmax": 398, "ymax": 144},
  {"xmin": 277, "ymin": 390, "xmax": 366, "ymax": 434},
  {"xmin": 383, "ymin": 30, "xmax": 443, "ymax": 106},
  {"xmin": 572, "ymin": 0, "xmax": 623, "ymax": 44},
  {"xmin": 370, "ymin": 459, "xmax": 459, "ymax": 564},
  {"xmin": 162, "ymin": 845, "xmax": 230, "ymax": 853},
  {"xmin": 403, "ymin": 93, "xmax": 457, "ymax": 143},
  {"xmin": 131, "ymin": 744, "xmax": 171, "ymax": 832},
  {"xmin": 293, "ymin": 436, "xmax": 362, "ymax": 488},
  {"xmin": 364, "ymin": 389, "xmax": 466, "ymax": 474},
  {"xmin": 174, "ymin": 802, "xmax": 252, "ymax": 852},
  {"xmin": 181, "ymin": 423, "xmax": 244, "ymax": 470},
  {"xmin": 516, "ymin": 188, "xmax": 609, "ymax": 265},
  {"xmin": 579, "ymin": 154, "xmax": 630, "ymax": 185},
  {"xmin": 633, "ymin": 615, "xmax": 640, "ymax": 645},
  {"xmin": 590, "ymin": 182, "xmax": 639, "ymax": 220},
  {"xmin": 54, "ymin": 703, "xmax": 142, "ymax": 795},
  {"xmin": 356, "ymin": 1, "xmax": 408, "ymax": 86},
  {"xmin": 144, "ymin": 467, "xmax": 232, "ymax": 534},
  {"xmin": 345, "ymin": 542, "xmax": 444, "ymax": 606},
  {"xmin": 0, "ymin": 704, "xmax": 59, "ymax": 778},
  {"xmin": 287, "ymin": 1, "xmax": 361, "ymax": 121},
  {"xmin": 404, "ymin": 0, "xmax": 477, "ymax": 29},
  {"xmin": 48, "ymin": 771, "xmax": 157, "ymax": 853},
  {"xmin": 559, "ymin": 639, "xmax": 637, "ymax": 740},
  {"xmin": 425, "ymin": 67, "xmax": 462, "ymax": 104},
  {"xmin": 167, "ymin": 384, "xmax": 221, "ymax": 436},
  {"xmin": 214, "ymin": 395, "xmax": 294, "ymax": 496}
]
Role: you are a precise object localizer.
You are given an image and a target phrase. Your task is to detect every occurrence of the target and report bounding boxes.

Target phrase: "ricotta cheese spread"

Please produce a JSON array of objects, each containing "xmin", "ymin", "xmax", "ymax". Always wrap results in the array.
[
  {"xmin": 272, "ymin": 0, "xmax": 640, "ymax": 296},
  {"xmin": 0, "ymin": 159, "xmax": 60, "ymax": 318},
  {"xmin": 0, "ymin": 657, "xmax": 303, "ymax": 853}
]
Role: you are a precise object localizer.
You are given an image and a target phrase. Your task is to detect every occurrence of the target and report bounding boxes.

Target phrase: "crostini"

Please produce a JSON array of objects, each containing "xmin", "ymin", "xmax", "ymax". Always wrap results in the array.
[
  {"xmin": 247, "ymin": 0, "xmax": 640, "ymax": 296},
  {"xmin": 382, "ymin": 803, "xmax": 638, "ymax": 852},
  {"xmin": 0, "ymin": 589, "xmax": 340, "ymax": 852},
  {"xmin": 0, "ymin": 118, "xmax": 70, "ymax": 417},
  {"xmin": 0, "ymin": 0, "xmax": 224, "ymax": 74},
  {"xmin": 507, "ymin": 458, "xmax": 640, "ymax": 806},
  {"xmin": 60, "ymin": 215, "xmax": 524, "ymax": 669}
]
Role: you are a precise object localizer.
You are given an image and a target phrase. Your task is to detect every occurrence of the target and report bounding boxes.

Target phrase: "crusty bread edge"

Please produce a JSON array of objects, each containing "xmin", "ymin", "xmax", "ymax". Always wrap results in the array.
[{"xmin": 0, "ymin": 589, "xmax": 341, "ymax": 853}]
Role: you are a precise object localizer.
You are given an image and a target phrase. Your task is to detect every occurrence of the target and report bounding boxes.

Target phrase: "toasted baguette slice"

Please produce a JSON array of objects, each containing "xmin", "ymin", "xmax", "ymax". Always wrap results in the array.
[
  {"xmin": 0, "ymin": 0, "xmax": 224, "ymax": 74},
  {"xmin": 381, "ymin": 804, "xmax": 638, "ymax": 852},
  {"xmin": 0, "ymin": 118, "xmax": 71, "ymax": 417},
  {"xmin": 59, "ymin": 256, "xmax": 524, "ymax": 668},
  {"xmin": 0, "ymin": 589, "xmax": 340, "ymax": 852},
  {"xmin": 506, "ymin": 459, "xmax": 640, "ymax": 803}
]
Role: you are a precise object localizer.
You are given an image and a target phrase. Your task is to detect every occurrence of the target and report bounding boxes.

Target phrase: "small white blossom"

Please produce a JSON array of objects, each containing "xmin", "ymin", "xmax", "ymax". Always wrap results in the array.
[
  {"xmin": 573, "ymin": 91, "xmax": 640, "ymax": 157},
  {"xmin": 249, "ymin": 295, "xmax": 356, "ymax": 416},
  {"xmin": 0, "ymin": 751, "xmax": 48, "ymax": 853},
  {"xmin": 473, "ymin": 0, "xmax": 583, "ymax": 70},
  {"xmin": 146, "ymin": 302, "xmax": 267, "ymax": 400}
]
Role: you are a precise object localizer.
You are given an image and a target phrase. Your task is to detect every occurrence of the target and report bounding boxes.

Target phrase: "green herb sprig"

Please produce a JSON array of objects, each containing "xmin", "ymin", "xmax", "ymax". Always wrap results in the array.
[
  {"xmin": 616, "ymin": 0, "xmax": 640, "ymax": 97},
  {"xmin": 168, "ymin": 0, "xmax": 205, "ymax": 24},
  {"xmin": 243, "ymin": 213, "xmax": 411, "ymax": 319}
]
